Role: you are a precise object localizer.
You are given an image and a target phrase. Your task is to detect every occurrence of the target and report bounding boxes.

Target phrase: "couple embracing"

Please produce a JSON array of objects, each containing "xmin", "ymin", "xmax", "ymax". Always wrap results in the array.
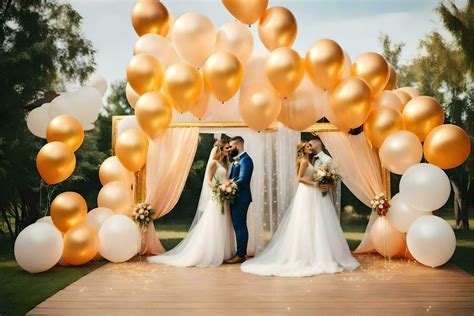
[{"xmin": 148, "ymin": 136, "xmax": 359, "ymax": 277}]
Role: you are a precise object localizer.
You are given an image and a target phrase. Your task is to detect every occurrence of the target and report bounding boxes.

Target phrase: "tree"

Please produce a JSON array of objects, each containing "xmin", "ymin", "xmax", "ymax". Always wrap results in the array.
[{"xmin": 0, "ymin": 0, "xmax": 96, "ymax": 238}]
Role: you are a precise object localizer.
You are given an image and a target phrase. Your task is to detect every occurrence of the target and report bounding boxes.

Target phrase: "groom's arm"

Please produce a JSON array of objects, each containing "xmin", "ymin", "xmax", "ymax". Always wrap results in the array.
[{"xmin": 234, "ymin": 157, "xmax": 253, "ymax": 187}]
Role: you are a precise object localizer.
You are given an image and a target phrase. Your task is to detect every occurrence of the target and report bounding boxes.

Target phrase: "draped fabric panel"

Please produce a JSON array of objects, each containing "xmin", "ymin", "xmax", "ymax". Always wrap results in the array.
[
  {"xmin": 141, "ymin": 127, "xmax": 200, "ymax": 255},
  {"xmin": 319, "ymin": 131, "xmax": 384, "ymax": 253}
]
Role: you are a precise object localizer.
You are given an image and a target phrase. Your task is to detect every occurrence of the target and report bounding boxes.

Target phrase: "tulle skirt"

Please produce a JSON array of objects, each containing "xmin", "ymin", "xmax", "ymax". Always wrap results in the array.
[
  {"xmin": 147, "ymin": 199, "xmax": 235, "ymax": 268},
  {"xmin": 241, "ymin": 183, "xmax": 359, "ymax": 277}
]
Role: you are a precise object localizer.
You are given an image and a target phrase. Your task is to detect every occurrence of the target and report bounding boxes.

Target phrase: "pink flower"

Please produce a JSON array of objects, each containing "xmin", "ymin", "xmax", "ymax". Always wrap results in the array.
[{"xmin": 144, "ymin": 210, "xmax": 149, "ymax": 216}]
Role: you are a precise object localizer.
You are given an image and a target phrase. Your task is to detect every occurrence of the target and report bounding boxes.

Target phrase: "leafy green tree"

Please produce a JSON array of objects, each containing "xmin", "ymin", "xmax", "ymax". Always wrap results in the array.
[{"xmin": 0, "ymin": 0, "xmax": 96, "ymax": 237}]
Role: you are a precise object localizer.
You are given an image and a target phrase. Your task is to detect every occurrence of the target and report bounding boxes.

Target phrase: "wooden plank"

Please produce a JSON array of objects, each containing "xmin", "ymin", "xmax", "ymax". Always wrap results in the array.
[{"xmin": 28, "ymin": 255, "xmax": 474, "ymax": 315}]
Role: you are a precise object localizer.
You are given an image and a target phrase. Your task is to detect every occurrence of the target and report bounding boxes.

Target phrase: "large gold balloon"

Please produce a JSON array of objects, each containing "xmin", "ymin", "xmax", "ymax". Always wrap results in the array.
[
  {"xmin": 97, "ymin": 181, "xmax": 134, "ymax": 216},
  {"xmin": 265, "ymin": 47, "xmax": 304, "ymax": 97},
  {"xmin": 36, "ymin": 142, "xmax": 76, "ymax": 185},
  {"xmin": 373, "ymin": 91, "xmax": 403, "ymax": 112},
  {"xmin": 99, "ymin": 156, "xmax": 134, "ymax": 187},
  {"xmin": 364, "ymin": 107, "xmax": 404, "ymax": 148},
  {"xmin": 402, "ymin": 96, "xmax": 444, "ymax": 141},
  {"xmin": 330, "ymin": 77, "xmax": 373, "ymax": 129},
  {"xmin": 258, "ymin": 7, "xmax": 297, "ymax": 51},
  {"xmin": 305, "ymin": 39, "xmax": 345, "ymax": 90},
  {"xmin": 135, "ymin": 92, "xmax": 173, "ymax": 138},
  {"xmin": 424, "ymin": 124, "xmax": 471, "ymax": 169},
  {"xmin": 370, "ymin": 216, "xmax": 406, "ymax": 258},
  {"xmin": 126, "ymin": 53, "xmax": 163, "ymax": 95},
  {"xmin": 393, "ymin": 89, "xmax": 412, "ymax": 108},
  {"xmin": 239, "ymin": 85, "xmax": 281, "ymax": 131},
  {"xmin": 384, "ymin": 65, "xmax": 397, "ymax": 90},
  {"xmin": 351, "ymin": 52, "xmax": 390, "ymax": 95},
  {"xmin": 125, "ymin": 83, "xmax": 140, "ymax": 109},
  {"xmin": 203, "ymin": 51, "xmax": 243, "ymax": 102},
  {"xmin": 63, "ymin": 223, "xmax": 99, "ymax": 266},
  {"xmin": 222, "ymin": 0, "xmax": 269, "ymax": 25},
  {"xmin": 131, "ymin": 0, "xmax": 170, "ymax": 37},
  {"xmin": 379, "ymin": 131, "xmax": 423, "ymax": 175},
  {"xmin": 115, "ymin": 129, "xmax": 149, "ymax": 173},
  {"xmin": 398, "ymin": 86, "xmax": 419, "ymax": 98},
  {"xmin": 163, "ymin": 62, "xmax": 203, "ymax": 113},
  {"xmin": 46, "ymin": 115, "xmax": 84, "ymax": 152},
  {"xmin": 190, "ymin": 88, "xmax": 210, "ymax": 120},
  {"xmin": 278, "ymin": 83, "xmax": 319, "ymax": 131},
  {"xmin": 51, "ymin": 192, "xmax": 87, "ymax": 233}
]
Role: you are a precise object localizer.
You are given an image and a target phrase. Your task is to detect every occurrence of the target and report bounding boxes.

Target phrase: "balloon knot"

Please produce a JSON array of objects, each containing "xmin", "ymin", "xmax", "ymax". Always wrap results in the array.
[{"xmin": 221, "ymin": 101, "xmax": 224, "ymax": 105}]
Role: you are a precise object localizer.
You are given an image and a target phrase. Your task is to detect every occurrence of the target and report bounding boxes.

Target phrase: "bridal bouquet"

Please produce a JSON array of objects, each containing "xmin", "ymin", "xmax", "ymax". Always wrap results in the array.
[
  {"xmin": 212, "ymin": 179, "xmax": 239, "ymax": 214},
  {"xmin": 371, "ymin": 193, "xmax": 390, "ymax": 217},
  {"xmin": 132, "ymin": 203, "xmax": 155, "ymax": 231},
  {"xmin": 312, "ymin": 162, "xmax": 341, "ymax": 196}
]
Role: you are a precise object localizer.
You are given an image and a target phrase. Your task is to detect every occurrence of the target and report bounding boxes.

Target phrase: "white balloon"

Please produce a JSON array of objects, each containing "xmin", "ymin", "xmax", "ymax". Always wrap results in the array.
[
  {"xmin": 399, "ymin": 163, "xmax": 451, "ymax": 211},
  {"xmin": 87, "ymin": 73, "xmax": 108, "ymax": 96},
  {"xmin": 99, "ymin": 215, "xmax": 141, "ymax": 263},
  {"xmin": 407, "ymin": 215, "xmax": 456, "ymax": 267},
  {"xmin": 36, "ymin": 216, "xmax": 54, "ymax": 226},
  {"xmin": 86, "ymin": 207, "xmax": 114, "ymax": 232},
  {"xmin": 216, "ymin": 21, "xmax": 253, "ymax": 66},
  {"xmin": 26, "ymin": 103, "xmax": 51, "ymax": 138},
  {"xmin": 49, "ymin": 87, "xmax": 102, "ymax": 126},
  {"xmin": 14, "ymin": 223, "xmax": 63, "ymax": 273},
  {"xmin": 134, "ymin": 34, "xmax": 180, "ymax": 69},
  {"xmin": 340, "ymin": 51, "xmax": 352, "ymax": 80},
  {"xmin": 387, "ymin": 193, "xmax": 428, "ymax": 233}
]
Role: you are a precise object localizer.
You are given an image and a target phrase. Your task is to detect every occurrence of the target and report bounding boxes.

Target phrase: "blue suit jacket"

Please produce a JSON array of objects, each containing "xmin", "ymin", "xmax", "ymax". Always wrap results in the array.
[{"xmin": 230, "ymin": 152, "xmax": 253, "ymax": 204}]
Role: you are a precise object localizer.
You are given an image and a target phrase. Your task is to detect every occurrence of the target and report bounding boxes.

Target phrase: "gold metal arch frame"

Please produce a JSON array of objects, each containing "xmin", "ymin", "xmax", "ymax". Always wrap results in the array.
[{"xmin": 111, "ymin": 116, "xmax": 391, "ymax": 204}]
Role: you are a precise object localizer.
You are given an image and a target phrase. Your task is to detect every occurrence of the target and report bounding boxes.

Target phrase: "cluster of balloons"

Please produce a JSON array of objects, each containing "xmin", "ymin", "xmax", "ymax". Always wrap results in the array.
[
  {"xmin": 15, "ymin": 192, "xmax": 140, "ymax": 273},
  {"xmin": 29, "ymin": 73, "xmax": 107, "ymax": 185}
]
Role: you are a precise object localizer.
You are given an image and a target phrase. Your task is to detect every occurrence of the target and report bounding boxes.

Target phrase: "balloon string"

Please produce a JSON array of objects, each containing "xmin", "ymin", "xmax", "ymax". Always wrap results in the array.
[{"xmin": 45, "ymin": 184, "xmax": 56, "ymax": 217}]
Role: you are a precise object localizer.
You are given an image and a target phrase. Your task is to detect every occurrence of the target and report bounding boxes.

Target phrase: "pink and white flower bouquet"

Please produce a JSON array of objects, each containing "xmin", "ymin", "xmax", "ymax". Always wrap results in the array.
[
  {"xmin": 312, "ymin": 162, "xmax": 342, "ymax": 196},
  {"xmin": 212, "ymin": 179, "xmax": 239, "ymax": 214},
  {"xmin": 371, "ymin": 193, "xmax": 390, "ymax": 217},
  {"xmin": 132, "ymin": 203, "xmax": 155, "ymax": 231}
]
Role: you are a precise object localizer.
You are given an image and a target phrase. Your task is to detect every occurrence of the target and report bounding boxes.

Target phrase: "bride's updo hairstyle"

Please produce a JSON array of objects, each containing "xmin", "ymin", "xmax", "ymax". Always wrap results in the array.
[{"xmin": 213, "ymin": 139, "xmax": 228, "ymax": 162}]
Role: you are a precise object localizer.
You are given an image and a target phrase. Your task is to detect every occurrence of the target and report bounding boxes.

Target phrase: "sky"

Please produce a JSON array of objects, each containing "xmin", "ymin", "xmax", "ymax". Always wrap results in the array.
[{"xmin": 68, "ymin": 0, "xmax": 457, "ymax": 85}]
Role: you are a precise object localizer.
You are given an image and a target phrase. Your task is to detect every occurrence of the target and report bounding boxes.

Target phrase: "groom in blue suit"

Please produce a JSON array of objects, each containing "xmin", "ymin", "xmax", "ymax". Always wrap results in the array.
[{"xmin": 225, "ymin": 136, "xmax": 253, "ymax": 264}]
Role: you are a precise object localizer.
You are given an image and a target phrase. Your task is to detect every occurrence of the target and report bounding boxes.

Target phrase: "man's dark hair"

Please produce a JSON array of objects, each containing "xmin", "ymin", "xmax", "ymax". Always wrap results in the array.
[
  {"xmin": 229, "ymin": 136, "xmax": 244, "ymax": 144},
  {"xmin": 312, "ymin": 135, "xmax": 322, "ymax": 143}
]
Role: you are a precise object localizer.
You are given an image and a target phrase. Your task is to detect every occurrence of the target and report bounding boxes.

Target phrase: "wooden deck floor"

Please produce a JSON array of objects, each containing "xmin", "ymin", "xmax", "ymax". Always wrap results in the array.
[{"xmin": 28, "ymin": 254, "xmax": 474, "ymax": 315}]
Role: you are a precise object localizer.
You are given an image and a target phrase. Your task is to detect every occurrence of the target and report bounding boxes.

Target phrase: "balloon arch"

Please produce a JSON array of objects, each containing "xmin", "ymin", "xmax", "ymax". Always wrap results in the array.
[{"xmin": 18, "ymin": 0, "xmax": 470, "ymax": 273}]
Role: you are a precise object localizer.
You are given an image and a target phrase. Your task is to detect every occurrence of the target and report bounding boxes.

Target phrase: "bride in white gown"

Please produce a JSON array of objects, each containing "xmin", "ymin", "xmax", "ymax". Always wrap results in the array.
[
  {"xmin": 241, "ymin": 140, "xmax": 359, "ymax": 277},
  {"xmin": 147, "ymin": 139, "xmax": 235, "ymax": 268}
]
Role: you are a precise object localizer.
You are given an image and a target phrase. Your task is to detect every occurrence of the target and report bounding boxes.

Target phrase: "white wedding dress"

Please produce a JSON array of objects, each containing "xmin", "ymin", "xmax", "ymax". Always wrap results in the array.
[
  {"xmin": 147, "ymin": 161, "xmax": 235, "ymax": 268},
  {"xmin": 241, "ymin": 161, "xmax": 359, "ymax": 277}
]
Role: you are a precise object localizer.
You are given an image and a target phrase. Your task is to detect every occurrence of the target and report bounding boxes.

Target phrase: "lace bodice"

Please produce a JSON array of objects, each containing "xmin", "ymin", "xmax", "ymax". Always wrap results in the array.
[{"xmin": 213, "ymin": 160, "xmax": 229, "ymax": 182}]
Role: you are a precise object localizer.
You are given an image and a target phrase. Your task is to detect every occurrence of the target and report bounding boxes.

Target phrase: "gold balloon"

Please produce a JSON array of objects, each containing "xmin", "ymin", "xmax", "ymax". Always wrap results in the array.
[
  {"xmin": 239, "ymin": 85, "xmax": 281, "ymax": 131},
  {"xmin": 402, "ymin": 96, "xmax": 444, "ymax": 141},
  {"xmin": 384, "ymin": 65, "xmax": 397, "ymax": 90},
  {"xmin": 125, "ymin": 82, "xmax": 140, "ymax": 109},
  {"xmin": 190, "ymin": 88, "xmax": 210, "ymax": 120},
  {"xmin": 63, "ymin": 223, "xmax": 99, "ymax": 265},
  {"xmin": 46, "ymin": 115, "xmax": 84, "ymax": 152},
  {"xmin": 203, "ymin": 51, "xmax": 243, "ymax": 102},
  {"xmin": 131, "ymin": 0, "xmax": 170, "ymax": 37},
  {"xmin": 363, "ymin": 107, "xmax": 404, "ymax": 148},
  {"xmin": 265, "ymin": 47, "xmax": 304, "ymax": 97},
  {"xmin": 115, "ymin": 128, "xmax": 149, "ymax": 173},
  {"xmin": 36, "ymin": 142, "xmax": 76, "ymax": 185},
  {"xmin": 99, "ymin": 156, "xmax": 134, "ymax": 187},
  {"xmin": 51, "ymin": 192, "xmax": 87, "ymax": 233},
  {"xmin": 374, "ymin": 91, "xmax": 404, "ymax": 112},
  {"xmin": 135, "ymin": 92, "xmax": 173, "ymax": 138},
  {"xmin": 278, "ymin": 84, "xmax": 319, "ymax": 131},
  {"xmin": 351, "ymin": 52, "xmax": 390, "ymax": 95},
  {"xmin": 222, "ymin": 0, "xmax": 269, "ymax": 25},
  {"xmin": 126, "ymin": 53, "xmax": 163, "ymax": 95},
  {"xmin": 424, "ymin": 124, "xmax": 471, "ymax": 169},
  {"xmin": 305, "ymin": 39, "xmax": 345, "ymax": 90},
  {"xmin": 379, "ymin": 131, "xmax": 423, "ymax": 175},
  {"xmin": 258, "ymin": 6, "xmax": 297, "ymax": 51},
  {"xmin": 164, "ymin": 62, "xmax": 203, "ymax": 113},
  {"xmin": 330, "ymin": 77, "xmax": 373, "ymax": 129},
  {"xmin": 97, "ymin": 181, "xmax": 134, "ymax": 216},
  {"xmin": 370, "ymin": 216, "xmax": 406, "ymax": 258},
  {"xmin": 398, "ymin": 86, "xmax": 419, "ymax": 98},
  {"xmin": 393, "ymin": 89, "xmax": 412, "ymax": 108}
]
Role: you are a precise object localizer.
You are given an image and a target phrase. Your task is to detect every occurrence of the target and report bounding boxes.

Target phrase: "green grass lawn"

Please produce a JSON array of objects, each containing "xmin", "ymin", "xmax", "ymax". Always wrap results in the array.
[{"xmin": 1, "ymin": 211, "xmax": 472, "ymax": 315}]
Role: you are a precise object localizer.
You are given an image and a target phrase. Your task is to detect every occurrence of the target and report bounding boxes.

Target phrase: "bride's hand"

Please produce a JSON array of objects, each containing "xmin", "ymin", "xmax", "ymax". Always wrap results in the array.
[{"xmin": 319, "ymin": 184, "xmax": 329, "ymax": 192}]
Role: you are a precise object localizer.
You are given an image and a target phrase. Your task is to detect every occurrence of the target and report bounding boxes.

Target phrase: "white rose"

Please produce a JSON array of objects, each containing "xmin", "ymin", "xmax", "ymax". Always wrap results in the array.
[
  {"xmin": 317, "ymin": 170, "xmax": 325, "ymax": 177},
  {"xmin": 374, "ymin": 201, "xmax": 379, "ymax": 205},
  {"xmin": 378, "ymin": 204, "xmax": 384, "ymax": 209},
  {"xmin": 140, "ymin": 215, "xmax": 145, "ymax": 219},
  {"xmin": 139, "ymin": 209, "xmax": 144, "ymax": 214},
  {"xmin": 226, "ymin": 187, "xmax": 232, "ymax": 193}
]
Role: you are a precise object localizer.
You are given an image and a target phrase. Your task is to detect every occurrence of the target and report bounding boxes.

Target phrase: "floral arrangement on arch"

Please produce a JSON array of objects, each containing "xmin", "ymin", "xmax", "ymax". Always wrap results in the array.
[
  {"xmin": 133, "ymin": 203, "xmax": 155, "ymax": 231},
  {"xmin": 371, "ymin": 193, "xmax": 390, "ymax": 217}
]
